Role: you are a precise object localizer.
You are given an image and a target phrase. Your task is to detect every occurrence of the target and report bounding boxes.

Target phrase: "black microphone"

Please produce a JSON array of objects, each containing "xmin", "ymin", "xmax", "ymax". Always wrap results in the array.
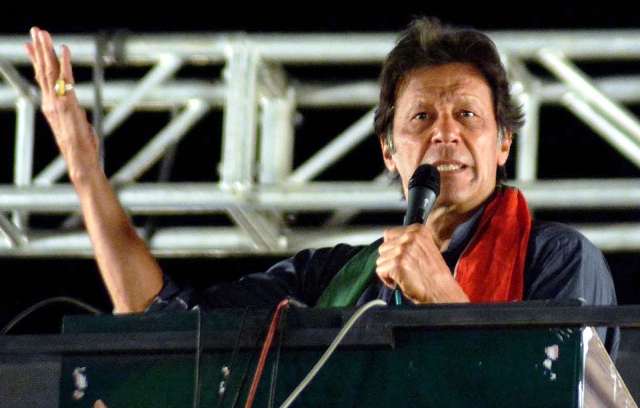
[
  {"xmin": 395, "ymin": 164, "xmax": 441, "ymax": 305},
  {"xmin": 403, "ymin": 164, "xmax": 441, "ymax": 226}
]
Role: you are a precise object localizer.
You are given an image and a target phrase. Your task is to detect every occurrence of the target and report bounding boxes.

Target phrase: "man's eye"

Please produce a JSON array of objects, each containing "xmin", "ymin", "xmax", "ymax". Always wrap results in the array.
[
  {"xmin": 460, "ymin": 111, "xmax": 475, "ymax": 118},
  {"xmin": 415, "ymin": 113, "xmax": 428, "ymax": 120}
]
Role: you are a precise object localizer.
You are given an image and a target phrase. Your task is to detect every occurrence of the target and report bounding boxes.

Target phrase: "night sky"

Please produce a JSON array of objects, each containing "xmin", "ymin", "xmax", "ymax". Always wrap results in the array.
[{"xmin": 2, "ymin": 1, "xmax": 640, "ymax": 35}]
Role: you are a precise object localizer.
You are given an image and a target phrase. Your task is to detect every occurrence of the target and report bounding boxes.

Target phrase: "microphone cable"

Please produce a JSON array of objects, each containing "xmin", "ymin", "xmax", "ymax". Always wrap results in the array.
[
  {"xmin": 244, "ymin": 298, "xmax": 291, "ymax": 408},
  {"xmin": 278, "ymin": 299, "xmax": 387, "ymax": 408},
  {"xmin": 0, "ymin": 295, "xmax": 102, "ymax": 335},
  {"xmin": 267, "ymin": 303, "xmax": 290, "ymax": 408}
]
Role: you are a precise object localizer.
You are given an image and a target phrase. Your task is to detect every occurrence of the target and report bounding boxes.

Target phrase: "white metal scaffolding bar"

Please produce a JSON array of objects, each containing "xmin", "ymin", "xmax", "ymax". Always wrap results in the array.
[{"xmin": 0, "ymin": 29, "xmax": 638, "ymax": 257}]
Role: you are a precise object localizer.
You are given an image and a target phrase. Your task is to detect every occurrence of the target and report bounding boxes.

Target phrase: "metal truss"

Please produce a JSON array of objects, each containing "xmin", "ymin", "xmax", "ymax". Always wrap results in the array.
[{"xmin": 0, "ymin": 29, "xmax": 640, "ymax": 258}]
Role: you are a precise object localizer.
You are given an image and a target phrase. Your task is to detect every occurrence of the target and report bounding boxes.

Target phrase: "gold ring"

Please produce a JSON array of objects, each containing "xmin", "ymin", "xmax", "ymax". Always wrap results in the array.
[{"xmin": 54, "ymin": 78, "xmax": 74, "ymax": 97}]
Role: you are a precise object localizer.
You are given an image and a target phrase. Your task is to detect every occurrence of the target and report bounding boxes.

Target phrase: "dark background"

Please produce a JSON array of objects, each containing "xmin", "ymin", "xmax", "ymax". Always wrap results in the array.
[
  {"xmin": 0, "ymin": 0, "xmax": 638, "ymax": 332},
  {"xmin": 3, "ymin": 0, "xmax": 640, "ymax": 35}
]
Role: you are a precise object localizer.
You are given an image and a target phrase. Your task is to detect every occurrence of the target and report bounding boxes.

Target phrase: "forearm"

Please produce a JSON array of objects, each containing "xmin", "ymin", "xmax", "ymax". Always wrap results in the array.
[
  {"xmin": 73, "ymin": 170, "xmax": 163, "ymax": 313},
  {"xmin": 26, "ymin": 27, "xmax": 164, "ymax": 314}
]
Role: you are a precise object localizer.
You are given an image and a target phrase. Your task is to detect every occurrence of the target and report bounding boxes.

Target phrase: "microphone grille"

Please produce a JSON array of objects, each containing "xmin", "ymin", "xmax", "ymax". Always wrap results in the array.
[{"xmin": 408, "ymin": 164, "xmax": 441, "ymax": 196}]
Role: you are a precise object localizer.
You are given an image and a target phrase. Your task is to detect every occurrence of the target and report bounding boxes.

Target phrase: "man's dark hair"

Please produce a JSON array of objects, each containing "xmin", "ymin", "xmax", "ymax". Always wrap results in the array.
[{"xmin": 373, "ymin": 16, "xmax": 526, "ymax": 184}]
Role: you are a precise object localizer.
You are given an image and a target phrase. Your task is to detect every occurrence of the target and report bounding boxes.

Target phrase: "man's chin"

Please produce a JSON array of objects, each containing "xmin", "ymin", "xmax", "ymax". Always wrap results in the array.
[{"xmin": 437, "ymin": 191, "xmax": 482, "ymax": 211}]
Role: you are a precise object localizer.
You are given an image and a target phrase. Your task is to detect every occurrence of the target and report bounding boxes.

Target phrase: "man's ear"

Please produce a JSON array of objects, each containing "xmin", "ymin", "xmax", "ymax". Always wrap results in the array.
[
  {"xmin": 379, "ymin": 133, "xmax": 397, "ymax": 173},
  {"xmin": 497, "ymin": 129, "xmax": 513, "ymax": 166}
]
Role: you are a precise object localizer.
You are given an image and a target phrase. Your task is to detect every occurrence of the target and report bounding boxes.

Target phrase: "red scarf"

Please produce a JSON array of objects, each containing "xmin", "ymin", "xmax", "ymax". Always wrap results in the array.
[
  {"xmin": 315, "ymin": 186, "xmax": 532, "ymax": 308},
  {"xmin": 454, "ymin": 187, "xmax": 531, "ymax": 302}
]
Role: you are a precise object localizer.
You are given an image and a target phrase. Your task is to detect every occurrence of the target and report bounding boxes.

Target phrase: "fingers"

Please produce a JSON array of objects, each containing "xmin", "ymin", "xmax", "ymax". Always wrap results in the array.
[
  {"xmin": 25, "ymin": 28, "xmax": 41, "ymax": 84},
  {"xmin": 59, "ymin": 45, "xmax": 75, "ymax": 86},
  {"xmin": 376, "ymin": 228, "xmax": 404, "ymax": 289},
  {"xmin": 378, "ymin": 224, "xmax": 421, "ymax": 258},
  {"xmin": 28, "ymin": 27, "xmax": 59, "ymax": 96},
  {"xmin": 38, "ymin": 28, "xmax": 60, "ymax": 87},
  {"xmin": 28, "ymin": 27, "xmax": 53, "ymax": 96},
  {"xmin": 25, "ymin": 27, "xmax": 99, "ymax": 174},
  {"xmin": 27, "ymin": 27, "xmax": 78, "ymax": 106},
  {"xmin": 376, "ymin": 224, "xmax": 431, "ymax": 290},
  {"xmin": 381, "ymin": 225, "xmax": 403, "ymax": 242},
  {"xmin": 56, "ymin": 46, "xmax": 77, "ymax": 99}
]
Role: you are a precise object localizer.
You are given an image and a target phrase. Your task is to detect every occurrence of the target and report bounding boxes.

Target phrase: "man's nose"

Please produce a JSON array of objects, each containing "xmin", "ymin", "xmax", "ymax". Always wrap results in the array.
[{"xmin": 431, "ymin": 117, "xmax": 460, "ymax": 144}]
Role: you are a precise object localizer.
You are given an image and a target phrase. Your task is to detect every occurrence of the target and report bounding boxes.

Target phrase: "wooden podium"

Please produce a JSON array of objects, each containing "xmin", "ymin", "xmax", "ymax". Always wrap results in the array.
[{"xmin": 1, "ymin": 301, "xmax": 638, "ymax": 407}]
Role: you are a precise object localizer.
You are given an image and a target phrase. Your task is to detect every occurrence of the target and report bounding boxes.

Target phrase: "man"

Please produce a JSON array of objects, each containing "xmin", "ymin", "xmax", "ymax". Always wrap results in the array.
[{"xmin": 25, "ymin": 16, "xmax": 619, "ymax": 359}]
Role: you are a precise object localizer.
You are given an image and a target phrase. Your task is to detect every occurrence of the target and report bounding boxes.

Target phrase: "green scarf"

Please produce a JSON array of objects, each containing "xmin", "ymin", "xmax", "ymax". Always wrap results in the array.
[{"xmin": 315, "ymin": 237, "xmax": 382, "ymax": 308}]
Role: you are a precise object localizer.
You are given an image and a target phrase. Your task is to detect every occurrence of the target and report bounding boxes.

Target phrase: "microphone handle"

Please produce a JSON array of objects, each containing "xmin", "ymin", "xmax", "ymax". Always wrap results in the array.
[
  {"xmin": 404, "ymin": 187, "xmax": 438, "ymax": 226},
  {"xmin": 396, "ymin": 187, "xmax": 438, "ymax": 305}
]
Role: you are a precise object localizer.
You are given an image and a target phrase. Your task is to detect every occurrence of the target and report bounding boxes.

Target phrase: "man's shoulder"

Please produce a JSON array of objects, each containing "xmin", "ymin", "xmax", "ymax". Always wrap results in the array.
[
  {"xmin": 309, "ymin": 241, "xmax": 369, "ymax": 254},
  {"xmin": 531, "ymin": 219, "xmax": 591, "ymax": 240},
  {"xmin": 529, "ymin": 219, "xmax": 603, "ymax": 256},
  {"xmin": 293, "ymin": 241, "xmax": 372, "ymax": 268}
]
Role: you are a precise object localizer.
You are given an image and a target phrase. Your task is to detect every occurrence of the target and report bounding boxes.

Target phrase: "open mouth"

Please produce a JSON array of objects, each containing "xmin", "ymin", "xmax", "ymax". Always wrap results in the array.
[{"xmin": 436, "ymin": 163, "xmax": 463, "ymax": 172}]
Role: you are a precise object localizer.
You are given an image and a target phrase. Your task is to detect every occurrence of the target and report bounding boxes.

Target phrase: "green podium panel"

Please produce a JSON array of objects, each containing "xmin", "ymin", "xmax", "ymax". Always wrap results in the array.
[{"xmin": 58, "ymin": 304, "xmax": 585, "ymax": 408}]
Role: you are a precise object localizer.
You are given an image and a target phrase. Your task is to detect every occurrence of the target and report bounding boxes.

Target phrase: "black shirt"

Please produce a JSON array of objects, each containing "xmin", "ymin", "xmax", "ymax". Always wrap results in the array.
[{"xmin": 150, "ymin": 202, "xmax": 620, "ymax": 360}]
